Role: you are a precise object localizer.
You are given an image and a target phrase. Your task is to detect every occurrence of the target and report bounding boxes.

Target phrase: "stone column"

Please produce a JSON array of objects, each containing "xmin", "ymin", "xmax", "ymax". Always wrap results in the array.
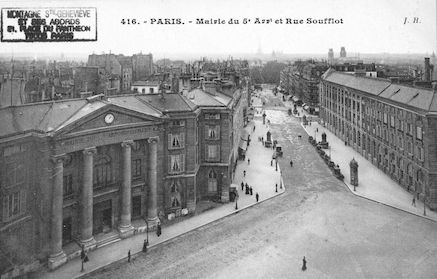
[
  {"xmin": 147, "ymin": 137, "xmax": 159, "ymax": 228},
  {"xmin": 119, "ymin": 140, "xmax": 135, "ymax": 238},
  {"xmin": 48, "ymin": 154, "xmax": 67, "ymax": 270},
  {"xmin": 80, "ymin": 147, "xmax": 97, "ymax": 249}
]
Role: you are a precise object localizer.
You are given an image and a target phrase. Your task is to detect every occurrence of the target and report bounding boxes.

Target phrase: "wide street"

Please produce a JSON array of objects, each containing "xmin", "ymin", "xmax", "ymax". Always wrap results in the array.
[{"xmin": 86, "ymin": 88, "xmax": 437, "ymax": 279}]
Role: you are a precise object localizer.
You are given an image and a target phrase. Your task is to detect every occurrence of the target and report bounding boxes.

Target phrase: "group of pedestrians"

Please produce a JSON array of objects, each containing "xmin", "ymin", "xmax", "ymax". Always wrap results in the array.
[{"xmin": 240, "ymin": 181, "xmax": 259, "ymax": 202}]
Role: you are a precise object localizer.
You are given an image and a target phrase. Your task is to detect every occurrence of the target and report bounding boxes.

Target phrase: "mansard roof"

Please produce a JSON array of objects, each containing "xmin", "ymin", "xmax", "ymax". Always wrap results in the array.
[{"xmin": 322, "ymin": 70, "xmax": 437, "ymax": 113}]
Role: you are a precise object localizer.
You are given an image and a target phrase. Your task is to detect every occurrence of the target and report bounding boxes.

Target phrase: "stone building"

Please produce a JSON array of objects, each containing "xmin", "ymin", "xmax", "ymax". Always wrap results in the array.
[
  {"xmin": 319, "ymin": 69, "xmax": 437, "ymax": 210},
  {"xmin": 0, "ymin": 76, "xmax": 250, "ymax": 275}
]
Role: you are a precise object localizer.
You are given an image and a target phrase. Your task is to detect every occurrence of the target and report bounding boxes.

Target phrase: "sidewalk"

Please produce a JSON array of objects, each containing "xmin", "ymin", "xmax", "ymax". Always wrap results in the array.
[
  {"xmin": 35, "ymin": 119, "xmax": 284, "ymax": 279},
  {"xmin": 301, "ymin": 120, "xmax": 437, "ymax": 222}
]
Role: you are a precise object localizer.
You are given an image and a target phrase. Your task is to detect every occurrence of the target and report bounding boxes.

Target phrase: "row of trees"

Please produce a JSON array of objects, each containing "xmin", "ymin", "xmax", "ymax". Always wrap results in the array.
[{"xmin": 250, "ymin": 61, "xmax": 286, "ymax": 85}]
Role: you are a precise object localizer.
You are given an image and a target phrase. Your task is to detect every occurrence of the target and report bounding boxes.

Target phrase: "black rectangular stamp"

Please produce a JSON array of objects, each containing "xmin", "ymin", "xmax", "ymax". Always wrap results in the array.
[{"xmin": 1, "ymin": 7, "xmax": 97, "ymax": 42}]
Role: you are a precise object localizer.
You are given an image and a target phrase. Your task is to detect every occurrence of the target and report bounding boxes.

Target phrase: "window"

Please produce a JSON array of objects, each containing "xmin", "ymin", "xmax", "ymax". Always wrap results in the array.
[
  {"xmin": 132, "ymin": 159, "xmax": 142, "ymax": 178},
  {"xmin": 398, "ymin": 136, "xmax": 404, "ymax": 150},
  {"xmin": 407, "ymin": 123, "xmax": 413, "ymax": 135},
  {"xmin": 206, "ymin": 125, "xmax": 220, "ymax": 140},
  {"xmin": 4, "ymin": 163, "xmax": 25, "ymax": 188},
  {"xmin": 169, "ymin": 154, "xmax": 185, "ymax": 174},
  {"xmin": 171, "ymin": 120, "xmax": 185, "ymax": 127},
  {"xmin": 205, "ymin": 113, "xmax": 220, "ymax": 120},
  {"xmin": 390, "ymin": 116, "xmax": 395, "ymax": 127},
  {"xmin": 169, "ymin": 180, "xmax": 181, "ymax": 208},
  {"xmin": 206, "ymin": 145, "xmax": 220, "ymax": 161},
  {"xmin": 168, "ymin": 133, "xmax": 185, "ymax": 149},
  {"xmin": 383, "ymin": 113, "xmax": 388, "ymax": 124},
  {"xmin": 94, "ymin": 156, "xmax": 113, "ymax": 188},
  {"xmin": 208, "ymin": 170, "xmax": 217, "ymax": 192},
  {"xmin": 63, "ymin": 174, "xmax": 73, "ymax": 197},
  {"xmin": 171, "ymin": 197, "xmax": 180, "ymax": 207},
  {"xmin": 416, "ymin": 126, "xmax": 423, "ymax": 140},
  {"xmin": 407, "ymin": 142, "xmax": 413, "ymax": 155},
  {"xmin": 417, "ymin": 146, "xmax": 424, "ymax": 161},
  {"xmin": 2, "ymin": 190, "xmax": 25, "ymax": 222}
]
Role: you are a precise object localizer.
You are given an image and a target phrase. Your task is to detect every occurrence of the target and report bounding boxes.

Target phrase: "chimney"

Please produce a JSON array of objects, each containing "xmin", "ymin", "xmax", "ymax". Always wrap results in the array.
[{"xmin": 425, "ymin": 57, "xmax": 431, "ymax": 81}]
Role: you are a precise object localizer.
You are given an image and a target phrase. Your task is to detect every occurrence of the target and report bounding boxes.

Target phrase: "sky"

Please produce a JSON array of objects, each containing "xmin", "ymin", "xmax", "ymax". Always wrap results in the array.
[{"xmin": 0, "ymin": 0, "xmax": 435, "ymax": 58}]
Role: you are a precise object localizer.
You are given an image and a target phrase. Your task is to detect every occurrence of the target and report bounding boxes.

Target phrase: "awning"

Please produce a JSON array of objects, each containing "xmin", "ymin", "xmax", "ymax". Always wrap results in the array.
[{"xmin": 238, "ymin": 139, "xmax": 247, "ymax": 150}]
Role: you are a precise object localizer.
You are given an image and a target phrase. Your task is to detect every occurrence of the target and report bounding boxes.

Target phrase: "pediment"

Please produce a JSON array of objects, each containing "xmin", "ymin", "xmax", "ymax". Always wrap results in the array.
[{"xmin": 55, "ymin": 105, "xmax": 162, "ymax": 137}]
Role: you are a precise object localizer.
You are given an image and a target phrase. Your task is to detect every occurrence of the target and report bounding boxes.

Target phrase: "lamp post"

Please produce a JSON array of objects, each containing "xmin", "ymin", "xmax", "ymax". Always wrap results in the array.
[
  {"xmin": 143, "ymin": 220, "xmax": 149, "ymax": 252},
  {"xmin": 423, "ymin": 182, "xmax": 427, "ymax": 216}
]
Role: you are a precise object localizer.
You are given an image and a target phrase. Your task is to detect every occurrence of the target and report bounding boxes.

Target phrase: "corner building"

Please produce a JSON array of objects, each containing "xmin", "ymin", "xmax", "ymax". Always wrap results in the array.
[
  {"xmin": 319, "ymin": 70, "xmax": 437, "ymax": 210},
  {"xmin": 0, "ymin": 85, "xmax": 249, "ymax": 273}
]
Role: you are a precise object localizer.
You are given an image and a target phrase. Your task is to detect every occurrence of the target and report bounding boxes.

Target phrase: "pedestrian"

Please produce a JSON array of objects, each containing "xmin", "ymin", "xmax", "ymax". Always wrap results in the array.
[
  {"xmin": 245, "ymin": 184, "xmax": 249, "ymax": 195},
  {"xmin": 128, "ymin": 250, "xmax": 131, "ymax": 263},
  {"xmin": 156, "ymin": 222, "xmax": 162, "ymax": 237},
  {"xmin": 290, "ymin": 160, "xmax": 293, "ymax": 167},
  {"xmin": 271, "ymin": 159, "xmax": 273, "ymax": 166},
  {"xmin": 412, "ymin": 197, "xmax": 416, "ymax": 207},
  {"xmin": 302, "ymin": 256, "xmax": 307, "ymax": 271},
  {"xmin": 250, "ymin": 187, "xmax": 253, "ymax": 195},
  {"xmin": 243, "ymin": 170, "xmax": 246, "ymax": 177},
  {"xmin": 275, "ymin": 183, "xmax": 278, "ymax": 193},
  {"xmin": 256, "ymin": 192, "xmax": 259, "ymax": 202},
  {"xmin": 253, "ymin": 125, "xmax": 256, "ymax": 132},
  {"xmin": 262, "ymin": 137, "xmax": 264, "ymax": 144},
  {"xmin": 316, "ymin": 128, "xmax": 318, "ymax": 132},
  {"xmin": 241, "ymin": 182, "xmax": 244, "ymax": 191},
  {"xmin": 248, "ymin": 158, "xmax": 250, "ymax": 165}
]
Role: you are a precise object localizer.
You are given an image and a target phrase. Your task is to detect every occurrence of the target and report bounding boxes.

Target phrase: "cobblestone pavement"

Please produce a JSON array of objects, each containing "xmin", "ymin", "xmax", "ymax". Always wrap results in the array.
[{"xmin": 86, "ymin": 89, "xmax": 437, "ymax": 279}]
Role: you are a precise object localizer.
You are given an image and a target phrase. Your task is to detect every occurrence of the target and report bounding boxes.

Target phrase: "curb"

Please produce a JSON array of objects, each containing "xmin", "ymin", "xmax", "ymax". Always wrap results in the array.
[
  {"xmin": 77, "ymin": 188, "xmax": 286, "ymax": 279},
  {"xmin": 299, "ymin": 123, "xmax": 437, "ymax": 224},
  {"xmin": 342, "ymin": 181, "xmax": 437, "ymax": 223}
]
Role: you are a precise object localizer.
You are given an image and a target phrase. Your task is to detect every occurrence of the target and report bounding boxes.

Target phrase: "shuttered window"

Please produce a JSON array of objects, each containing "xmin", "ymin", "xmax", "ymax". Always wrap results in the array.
[{"xmin": 2, "ymin": 190, "xmax": 26, "ymax": 222}]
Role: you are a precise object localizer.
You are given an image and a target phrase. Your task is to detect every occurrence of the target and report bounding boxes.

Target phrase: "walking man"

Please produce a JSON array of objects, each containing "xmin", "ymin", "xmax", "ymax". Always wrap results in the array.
[
  {"xmin": 241, "ymin": 182, "xmax": 244, "ymax": 191},
  {"xmin": 302, "ymin": 256, "xmax": 307, "ymax": 271},
  {"xmin": 157, "ymin": 222, "xmax": 162, "ymax": 237},
  {"xmin": 275, "ymin": 183, "xmax": 278, "ymax": 193},
  {"xmin": 271, "ymin": 159, "xmax": 273, "ymax": 166},
  {"xmin": 243, "ymin": 170, "xmax": 246, "ymax": 177},
  {"xmin": 412, "ymin": 196, "xmax": 416, "ymax": 207},
  {"xmin": 248, "ymin": 158, "xmax": 250, "ymax": 165},
  {"xmin": 250, "ymin": 186, "xmax": 253, "ymax": 195},
  {"xmin": 256, "ymin": 192, "xmax": 259, "ymax": 202},
  {"xmin": 128, "ymin": 250, "xmax": 131, "ymax": 263}
]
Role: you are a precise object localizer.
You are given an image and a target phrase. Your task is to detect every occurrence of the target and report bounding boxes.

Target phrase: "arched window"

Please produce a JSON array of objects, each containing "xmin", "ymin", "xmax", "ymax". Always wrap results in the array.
[
  {"xmin": 208, "ymin": 169, "xmax": 217, "ymax": 192},
  {"xmin": 94, "ymin": 155, "xmax": 112, "ymax": 188}
]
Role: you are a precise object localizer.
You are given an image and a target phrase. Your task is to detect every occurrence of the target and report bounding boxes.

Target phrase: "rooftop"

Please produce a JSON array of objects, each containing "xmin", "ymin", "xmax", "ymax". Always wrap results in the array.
[{"xmin": 322, "ymin": 70, "xmax": 437, "ymax": 113}]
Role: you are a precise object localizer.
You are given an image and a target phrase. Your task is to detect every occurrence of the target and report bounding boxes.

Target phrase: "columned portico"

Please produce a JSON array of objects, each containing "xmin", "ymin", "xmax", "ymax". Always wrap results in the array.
[
  {"xmin": 48, "ymin": 154, "xmax": 67, "ymax": 270},
  {"xmin": 80, "ymin": 147, "xmax": 97, "ymax": 249},
  {"xmin": 147, "ymin": 137, "xmax": 159, "ymax": 228},
  {"xmin": 119, "ymin": 140, "xmax": 135, "ymax": 238}
]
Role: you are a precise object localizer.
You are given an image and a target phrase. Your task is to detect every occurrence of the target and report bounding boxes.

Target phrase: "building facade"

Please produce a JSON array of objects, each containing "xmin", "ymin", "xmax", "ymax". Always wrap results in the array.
[
  {"xmin": 319, "ymin": 70, "xmax": 437, "ymax": 211},
  {"xmin": 0, "ymin": 79, "xmax": 249, "ymax": 275}
]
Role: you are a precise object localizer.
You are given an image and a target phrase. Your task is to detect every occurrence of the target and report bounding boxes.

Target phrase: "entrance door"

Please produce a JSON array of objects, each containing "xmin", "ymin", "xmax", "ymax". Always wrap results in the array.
[
  {"xmin": 62, "ymin": 217, "xmax": 72, "ymax": 245},
  {"xmin": 132, "ymin": 196, "xmax": 142, "ymax": 218},
  {"xmin": 93, "ymin": 200, "xmax": 112, "ymax": 235}
]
